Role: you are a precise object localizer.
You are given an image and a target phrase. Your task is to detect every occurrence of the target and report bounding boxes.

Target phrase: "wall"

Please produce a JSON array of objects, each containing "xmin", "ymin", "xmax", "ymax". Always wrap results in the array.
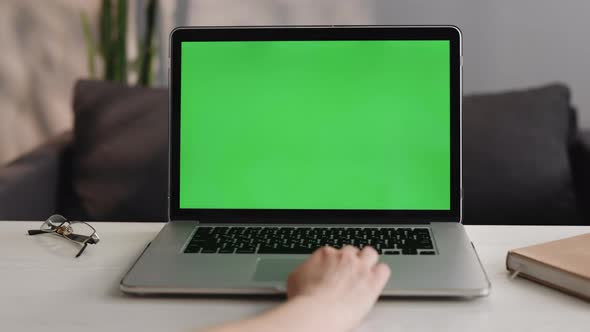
[
  {"xmin": 372, "ymin": 0, "xmax": 590, "ymax": 128},
  {"xmin": 1, "ymin": 0, "xmax": 589, "ymax": 164},
  {"xmin": 0, "ymin": 0, "xmax": 94, "ymax": 164}
]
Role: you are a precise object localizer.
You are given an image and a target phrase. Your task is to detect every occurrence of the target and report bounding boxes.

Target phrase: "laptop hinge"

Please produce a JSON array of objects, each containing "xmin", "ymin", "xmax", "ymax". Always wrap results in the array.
[
  {"xmin": 172, "ymin": 220, "xmax": 434, "ymax": 225},
  {"xmin": 171, "ymin": 220, "xmax": 200, "ymax": 224}
]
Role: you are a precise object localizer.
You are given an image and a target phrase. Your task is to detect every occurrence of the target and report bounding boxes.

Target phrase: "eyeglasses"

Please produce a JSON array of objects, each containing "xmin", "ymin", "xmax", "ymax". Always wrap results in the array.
[{"xmin": 28, "ymin": 215, "xmax": 100, "ymax": 257}]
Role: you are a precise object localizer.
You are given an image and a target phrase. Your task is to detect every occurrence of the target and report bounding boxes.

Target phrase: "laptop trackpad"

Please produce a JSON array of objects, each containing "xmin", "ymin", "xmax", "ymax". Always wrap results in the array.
[{"xmin": 253, "ymin": 258, "xmax": 306, "ymax": 282}]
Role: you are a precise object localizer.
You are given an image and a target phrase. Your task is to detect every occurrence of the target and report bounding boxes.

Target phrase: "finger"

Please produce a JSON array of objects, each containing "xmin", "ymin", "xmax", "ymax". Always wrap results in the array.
[
  {"xmin": 371, "ymin": 263, "xmax": 392, "ymax": 293},
  {"xmin": 307, "ymin": 246, "xmax": 338, "ymax": 270},
  {"xmin": 358, "ymin": 246, "xmax": 379, "ymax": 268},
  {"xmin": 294, "ymin": 245, "xmax": 328, "ymax": 271},
  {"xmin": 313, "ymin": 245, "xmax": 338, "ymax": 259},
  {"xmin": 321, "ymin": 245, "xmax": 338, "ymax": 255},
  {"xmin": 301, "ymin": 246, "xmax": 330, "ymax": 269},
  {"xmin": 340, "ymin": 245, "xmax": 360, "ymax": 258},
  {"xmin": 287, "ymin": 248, "xmax": 328, "ymax": 297}
]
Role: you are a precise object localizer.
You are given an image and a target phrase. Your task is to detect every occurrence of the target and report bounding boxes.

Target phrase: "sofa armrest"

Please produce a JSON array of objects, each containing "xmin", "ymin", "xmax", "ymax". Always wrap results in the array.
[
  {"xmin": 576, "ymin": 130, "xmax": 590, "ymax": 150},
  {"xmin": 0, "ymin": 132, "xmax": 72, "ymax": 220},
  {"xmin": 571, "ymin": 130, "xmax": 590, "ymax": 222}
]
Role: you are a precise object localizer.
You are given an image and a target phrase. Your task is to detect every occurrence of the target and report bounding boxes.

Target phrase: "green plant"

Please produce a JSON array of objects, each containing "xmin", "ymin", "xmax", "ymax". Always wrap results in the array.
[{"xmin": 81, "ymin": 0, "xmax": 158, "ymax": 86}]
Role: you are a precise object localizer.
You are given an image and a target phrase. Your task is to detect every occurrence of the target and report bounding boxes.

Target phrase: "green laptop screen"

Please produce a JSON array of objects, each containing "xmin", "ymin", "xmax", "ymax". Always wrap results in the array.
[{"xmin": 180, "ymin": 40, "xmax": 450, "ymax": 210}]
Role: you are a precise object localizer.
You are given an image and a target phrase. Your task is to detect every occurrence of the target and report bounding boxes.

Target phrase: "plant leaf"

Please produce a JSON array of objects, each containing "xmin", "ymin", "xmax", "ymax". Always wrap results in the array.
[
  {"xmin": 138, "ymin": 0, "xmax": 157, "ymax": 86},
  {"xmin": 80, "ymin": 11, "xmax": 97, "ymax": 79},
  {"xmin": 115, "ymin": 0, "xmax": 128, "ymax": 83}
]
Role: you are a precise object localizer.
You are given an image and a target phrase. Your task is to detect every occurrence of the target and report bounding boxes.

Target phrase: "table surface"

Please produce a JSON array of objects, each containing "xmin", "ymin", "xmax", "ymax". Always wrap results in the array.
[{"xmin": 1, "ymin": 222, "xmax": 588, "ymax": 332}]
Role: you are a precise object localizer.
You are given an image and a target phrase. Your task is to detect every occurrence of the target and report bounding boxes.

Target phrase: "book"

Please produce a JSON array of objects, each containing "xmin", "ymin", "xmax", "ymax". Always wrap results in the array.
[{"xmin": 506, "ymin": 233, "xmax": 590, "ymax": 301}]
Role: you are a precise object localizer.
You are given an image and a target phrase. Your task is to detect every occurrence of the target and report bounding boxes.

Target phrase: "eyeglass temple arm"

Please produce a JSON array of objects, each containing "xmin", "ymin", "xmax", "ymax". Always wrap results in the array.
[
  {"xmin": 75, "ymin": 243, "xmax": 89, "ymax": 258},
  {"xmin": 67, "ymin": 233, "xmax": 97, "ymax": 244},
  {"xmin": 28, "ymin": 229, "xmax": 47, "ymax": 235},
  {"xmin": 28, "ymin": 229, "xmax": 97, "ymax": 243}
]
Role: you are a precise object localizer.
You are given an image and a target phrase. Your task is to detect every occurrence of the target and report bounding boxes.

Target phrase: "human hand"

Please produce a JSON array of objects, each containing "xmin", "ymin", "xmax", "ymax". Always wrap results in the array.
[
  {"xmin": 286, "ymin": 246, "xmax": 391, "ymax": 331},
  {"xmin": 199, "ymin": 246, "xmax": 390, "ymax": 332}
]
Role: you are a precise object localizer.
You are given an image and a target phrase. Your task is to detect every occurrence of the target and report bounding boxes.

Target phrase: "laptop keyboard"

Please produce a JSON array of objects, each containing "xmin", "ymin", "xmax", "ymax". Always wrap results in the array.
[{"xmin": 184, "ymin": 226, "xmax": 435, "ymax": 255}]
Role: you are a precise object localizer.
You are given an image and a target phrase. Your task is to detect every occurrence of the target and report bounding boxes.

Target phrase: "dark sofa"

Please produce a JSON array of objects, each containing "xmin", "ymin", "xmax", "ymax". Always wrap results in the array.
[{"xmin": 1, "ymin": 80, "xmax": 589, "ymax": 224}]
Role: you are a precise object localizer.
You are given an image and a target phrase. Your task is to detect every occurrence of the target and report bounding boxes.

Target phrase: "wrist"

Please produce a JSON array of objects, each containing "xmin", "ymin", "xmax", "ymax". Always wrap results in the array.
[{"xmin": 279, "ymin": 295, "xmax": 354, "ymax": 332}]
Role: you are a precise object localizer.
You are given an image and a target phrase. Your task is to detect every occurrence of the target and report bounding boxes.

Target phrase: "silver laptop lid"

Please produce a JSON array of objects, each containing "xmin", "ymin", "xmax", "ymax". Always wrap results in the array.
[{"xmin": 168, "ymin": 26, "xmax": 462, "ymax": 224}]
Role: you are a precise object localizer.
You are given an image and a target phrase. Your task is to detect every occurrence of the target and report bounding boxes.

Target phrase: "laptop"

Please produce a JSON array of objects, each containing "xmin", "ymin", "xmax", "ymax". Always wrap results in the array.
[{"xmin": 121, "ymin": 25, "xmax": 491, "ymax": 297}]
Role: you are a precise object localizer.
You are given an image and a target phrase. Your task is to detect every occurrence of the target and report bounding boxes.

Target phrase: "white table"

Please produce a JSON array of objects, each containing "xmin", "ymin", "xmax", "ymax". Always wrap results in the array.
[{"xmin": 0, "ymin": 222, "xmax": 588, "ymax": 332}]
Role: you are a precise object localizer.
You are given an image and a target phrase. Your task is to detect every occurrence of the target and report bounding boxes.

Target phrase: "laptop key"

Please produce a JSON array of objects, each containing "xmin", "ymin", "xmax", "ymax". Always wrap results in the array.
[
  {"xmin": 196, "ymin": 227, "xmax": 213, "ymax": 235},
  {"xmin": 257, "ymin": 246, "xmax": 276, "ymax": 254},
  {"xmin": 236, "ymin": 247, "xmax": 256, "ymax": 254},
  {"xmin": 185, "ymin": 246, "xmax": 201, "ymax": 253},
  {"xmin": 257, "ymin": 246, "xmax": 313, "ymax": 254},
  {"xmin": 420, "ymin": 251, "xmax": 436, "ymax": 255},
  {"xmin": 184, "ymin": 226, "xmax": 434, "ymax": 255}
]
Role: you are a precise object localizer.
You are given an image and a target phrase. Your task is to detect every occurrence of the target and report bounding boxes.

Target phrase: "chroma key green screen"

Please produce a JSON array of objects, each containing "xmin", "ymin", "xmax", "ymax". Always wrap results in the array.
[{"xmin": 180, "ymin": 40, "xmax": 450, "ymax": 210}]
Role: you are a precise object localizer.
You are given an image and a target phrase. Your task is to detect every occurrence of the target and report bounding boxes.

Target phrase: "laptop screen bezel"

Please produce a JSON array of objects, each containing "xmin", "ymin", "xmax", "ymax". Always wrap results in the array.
[{"xmin": 169, "ymin": 26, "xmax": 462, "ymax": 224}]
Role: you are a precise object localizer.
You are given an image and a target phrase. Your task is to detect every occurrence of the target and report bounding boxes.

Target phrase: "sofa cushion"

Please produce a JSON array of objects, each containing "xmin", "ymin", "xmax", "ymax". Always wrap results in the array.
[
  {"xmin": 463, "ymin": 84, "xmax": 581, "ymax": 224},
  {"xmin": 62, "ymin": 80, "xmax": 581, "ymax": 224},
  {"xmin": 62, "ymin": 80, "xmax": 168, "ymax": 221}
]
